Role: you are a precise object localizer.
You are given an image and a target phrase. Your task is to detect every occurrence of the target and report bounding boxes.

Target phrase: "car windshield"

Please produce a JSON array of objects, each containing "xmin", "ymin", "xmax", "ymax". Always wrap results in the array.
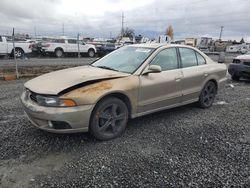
[{"xmin": 92, "ymin": 46, "xmax": 154, "ymax": 74}]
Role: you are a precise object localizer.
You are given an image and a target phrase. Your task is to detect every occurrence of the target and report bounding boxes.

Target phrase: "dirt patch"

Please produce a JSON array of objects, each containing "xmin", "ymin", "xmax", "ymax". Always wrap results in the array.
[
  {"xmin": 80, "ymin": 82, "xmax": 112, "ymax": 94},
  {"xmin": 0, "ymin": 65, "xmax": 79, "ymax": 78},
  {"xmin": 0, "ymin": 153, "xmax": 71, "ymax": 188},
  {"xmin": 63, "ymin": 81, "xmax": 113, "ymax": 98}
]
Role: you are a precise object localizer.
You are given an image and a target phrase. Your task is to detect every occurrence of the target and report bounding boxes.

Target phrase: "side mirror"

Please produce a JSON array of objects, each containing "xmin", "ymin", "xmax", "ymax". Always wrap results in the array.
[
  {"xmin": 143, "ymin": 65, "xmax": 162, "ymax": 75},
  {"xmin": 218, "ymin": 52, "xmax": 225, "ymax": 63}
]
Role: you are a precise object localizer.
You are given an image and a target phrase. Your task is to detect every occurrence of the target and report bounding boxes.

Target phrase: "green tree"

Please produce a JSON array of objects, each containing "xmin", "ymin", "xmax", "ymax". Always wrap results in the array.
[
  {"xmin": 123, "ymin": 27, "xmax": 135, "ymax": 38},
  {"xmin": 166, "ymin": 25, "xmax": 174, "ymax": 40}
]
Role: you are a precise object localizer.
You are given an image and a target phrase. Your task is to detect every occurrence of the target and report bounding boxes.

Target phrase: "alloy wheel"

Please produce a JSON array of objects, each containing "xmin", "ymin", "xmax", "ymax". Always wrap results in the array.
[
  {"xmin": 90, "ymin": 97, "xmax": 128, "ymax": 140},
  {"xmin": 97, "ymin": 103, "xmax": 127, "ymax": 134},
  {"xmin": 201, "ymin": 82, "xmax": 216, "ymax": 107}
]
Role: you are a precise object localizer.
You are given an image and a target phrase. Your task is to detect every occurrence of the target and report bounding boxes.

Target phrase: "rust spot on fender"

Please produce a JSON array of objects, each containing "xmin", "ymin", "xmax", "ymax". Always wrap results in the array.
[
  {"xmin": 62, "ymin": 81, "xmax": 113, "ymax": 98},
  {"xmin": 80, "ymin": 82, "xmax": 112, "ymax": 94}
]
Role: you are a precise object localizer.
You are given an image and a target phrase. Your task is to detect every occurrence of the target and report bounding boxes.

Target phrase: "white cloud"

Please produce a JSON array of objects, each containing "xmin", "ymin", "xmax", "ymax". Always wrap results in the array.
[
  {"xmin": 58, "ymin": 0, "xmax": 154, "ymax": 16},
  {"xmin": 0, "ymin": 0, "xmax": 249, "ymax": 40}
]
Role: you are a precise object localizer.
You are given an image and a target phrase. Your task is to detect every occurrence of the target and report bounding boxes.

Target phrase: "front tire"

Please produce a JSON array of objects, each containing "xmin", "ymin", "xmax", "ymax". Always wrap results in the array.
[
  {"xmin": 55, "ymin": 49, "xmax": 64, "ymax": 58},
  {"xmin": 90, "ymin": 97, "xmax": 129, "ymax": 141},
  {"xmin": 88, "ymin": 49, "xmax": 95, "ymax": 57},
  {"xmin": 198, "ymin": 81, "xmax": 217, "ymax": 108},
  {"xmin": 231, "ymin": 74, "xmax": 240, "ymax": 81}
]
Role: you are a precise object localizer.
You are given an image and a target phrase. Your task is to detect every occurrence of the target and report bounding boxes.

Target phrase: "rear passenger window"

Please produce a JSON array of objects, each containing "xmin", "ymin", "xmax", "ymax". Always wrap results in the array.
[
  {"xmin": 150, "ymin": 48, "xmax": 178, "ymax": 71},
  {"xmin": 107, "ymin": 44, "xmax": 115, "ymax": 47},
  {"xmin": 196, "ymin": 52, "xmax": 206, "ymax": 65},
  {"xmin": 179, "ymin": 48, "xmax": 197, "ymax": 68},
  {"xmin": 68, "ymin": 39, "xmax": 77, "ymax": 44},
  {"xmin": 52, "ymin": 39, "xmax": 65, "ymax": 43}
]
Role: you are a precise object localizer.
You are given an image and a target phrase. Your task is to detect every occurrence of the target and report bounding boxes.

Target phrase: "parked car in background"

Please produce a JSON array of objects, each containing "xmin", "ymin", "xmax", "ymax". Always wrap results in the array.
[
  {"xmin": 185, "ymin": 38, "xmax": 197, "ymax": 47},
  {"xmin": 228, "ymin": 51, "xmax": 250, "ymax": 80},
  {"xmin": 96, "ymin": 43, "xmax": 116, "ymax": 56},
  {"xmin": 41, "ymin": 37, "xmax": 97, "ymax": 57},
  {"xmin": 21, "ymin": 44, "xmax": 227, "ymax": 140},
  {"xmin": 0, "ymin": 35, "xmax": 32, "ymax": 58}
]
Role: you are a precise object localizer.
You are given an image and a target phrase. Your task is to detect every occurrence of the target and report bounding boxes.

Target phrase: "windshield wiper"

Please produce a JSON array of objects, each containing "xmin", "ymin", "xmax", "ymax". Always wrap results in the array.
[{"xmin": 96, "ymin": 65, "xmax": 119, "ymax": 72}]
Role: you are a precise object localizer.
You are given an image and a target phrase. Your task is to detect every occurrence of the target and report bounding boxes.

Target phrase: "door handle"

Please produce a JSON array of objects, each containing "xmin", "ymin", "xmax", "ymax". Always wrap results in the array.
[{"xmin": 175, "ymin": 77, "xmax": 181, "ymax": 82}]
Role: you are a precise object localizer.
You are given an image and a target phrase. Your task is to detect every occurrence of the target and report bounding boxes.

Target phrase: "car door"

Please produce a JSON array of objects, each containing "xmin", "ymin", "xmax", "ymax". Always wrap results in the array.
[
  {"xmin": 138, "ymin": 47, "xmax": 183, "ymax": 114},
  {"xmin": 178, "ymin": 47, "xmax": 209, "ymax": 102},
  {"xmin": 79, "ymin": 41, "xmax": 88, "ymax": 53},
  {"xmin": 0, "ymin": 36, "xmax": 7, "ymax": 54},
  {"xmin": 67, "ymin": 39, "xmax": 77, "ymax": 53}
]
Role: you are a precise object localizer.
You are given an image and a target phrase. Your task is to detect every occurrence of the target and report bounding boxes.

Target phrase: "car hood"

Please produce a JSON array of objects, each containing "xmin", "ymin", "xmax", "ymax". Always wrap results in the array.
[
  {"xmin": 25, "ymin": 65, "xmax": 130, "ymax": 95},
  {"xmin": 235, "ymin": 54, "xmax": 250, "ymax": 60}
]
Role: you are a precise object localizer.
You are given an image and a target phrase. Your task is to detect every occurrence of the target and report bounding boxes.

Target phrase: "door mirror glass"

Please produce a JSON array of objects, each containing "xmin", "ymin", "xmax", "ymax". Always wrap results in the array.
[{"xmin": 143, "ymin": 65, "xmax": 162, "ymax": 75}]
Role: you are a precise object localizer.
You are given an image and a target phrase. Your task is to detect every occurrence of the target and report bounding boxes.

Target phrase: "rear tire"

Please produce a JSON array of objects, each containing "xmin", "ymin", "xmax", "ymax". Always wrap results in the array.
[
  {"xmin": 90, "ymin": 97, "xmax": 128, "ymax": 141},
  {"xmin": 88, "ymin": 49, "xmax": 95, "ymax": 57},
  {"xmin": 55, "ymin": 49, "xmax": 64, "ymax": 58},
  {"xmin": 13, "ymin": 48, "xmax": 24, "ymax": 58},
  {"xmin": 198, "ymin": 81, "xmax": 217, "ymax": 108},
  {"xmin": 231, "ymin": 74, "xmax": 240, "ymax": 81}
]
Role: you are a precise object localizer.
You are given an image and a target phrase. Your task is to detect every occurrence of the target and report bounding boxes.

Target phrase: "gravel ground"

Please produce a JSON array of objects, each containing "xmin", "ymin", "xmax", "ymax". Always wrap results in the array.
[
  {"xmin": 0, "ymin": 78, "xmax": 249, "ymax": 187},
  {"xmin": 0, "ymin": 57, "xmax": 96, "ymax": 67}
]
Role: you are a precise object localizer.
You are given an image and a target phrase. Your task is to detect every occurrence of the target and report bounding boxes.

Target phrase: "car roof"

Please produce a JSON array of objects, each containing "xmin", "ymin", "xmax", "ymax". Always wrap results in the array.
[{"xmin": 129, "ymin": 43, "xmax": 195, "ymax": 49}]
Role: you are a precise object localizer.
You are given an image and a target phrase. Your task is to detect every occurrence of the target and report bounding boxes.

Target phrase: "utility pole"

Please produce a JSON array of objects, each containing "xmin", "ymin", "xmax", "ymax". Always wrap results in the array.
[
  {"xmin": 12, "ymin": 28, "xmax": 19, "ymax": 79},
  {"xmin": 121, "ymin": 12, "xmax": 125, "ymax": 37},
  {"xmin": 77, "ymin": 33, "xmax": 80, "ymax": 58},
  {"xmin": 34, "ymin": 26, "xmax": 37, "ymax": 38},
  {"xmin": 62, "ymin": 23, "xmax": 65, "ymax": 36},
  {"xmin": 109, "ymin": 31, "xmax": 112, "ymax": 39},
  {"xmin": 219, "ymin": 26, "xmax": 224, "ymax": 40}
]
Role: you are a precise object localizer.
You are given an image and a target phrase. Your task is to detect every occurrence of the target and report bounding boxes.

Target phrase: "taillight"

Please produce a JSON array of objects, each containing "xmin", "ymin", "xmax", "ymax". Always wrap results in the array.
[{"xmin": 29, "ymin": 44, "xmax": 32, "ymax": 49}]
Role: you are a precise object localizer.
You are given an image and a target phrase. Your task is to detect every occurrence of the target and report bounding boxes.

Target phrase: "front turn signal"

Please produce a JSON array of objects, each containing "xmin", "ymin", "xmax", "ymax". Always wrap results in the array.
[{"xmin": 62, "ymin": 99, "xmax": 77, "ymax": 107}]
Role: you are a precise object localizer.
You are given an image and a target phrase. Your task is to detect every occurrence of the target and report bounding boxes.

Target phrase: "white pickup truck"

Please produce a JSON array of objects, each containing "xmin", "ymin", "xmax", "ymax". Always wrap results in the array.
[
  {"xmin": 0, "ymin": 36, "xmax": 32, "ymax": 58},
  {"xmin": 41, "ymin": 38, "xmax": 97, "ymax": 57}
]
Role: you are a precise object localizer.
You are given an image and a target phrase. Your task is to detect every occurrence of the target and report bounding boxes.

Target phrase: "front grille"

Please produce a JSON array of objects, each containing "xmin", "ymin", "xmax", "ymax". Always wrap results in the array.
[
  {"xmin": 242, "ymin": 71, "xmax": 250, "ymax": 76},
  {"xmin": 243, "ymin": 62, "xmax": 250, "ymax": 66}
]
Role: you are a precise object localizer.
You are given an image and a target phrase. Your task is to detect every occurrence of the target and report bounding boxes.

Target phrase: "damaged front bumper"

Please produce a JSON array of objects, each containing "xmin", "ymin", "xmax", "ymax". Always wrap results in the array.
[{"xmin": 21, "ymin": 92, "xmax": 94, "ymax": 133}]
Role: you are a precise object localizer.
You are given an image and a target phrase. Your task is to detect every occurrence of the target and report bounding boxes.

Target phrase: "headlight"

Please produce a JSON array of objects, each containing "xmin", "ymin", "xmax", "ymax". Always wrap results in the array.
[
  {"xmin": 232, "ymin": 59, "xmax": 241, "ymax": 64},
  {"xmin": 36, "ymin": 95, "xmax": 76, "ymax": 107}
]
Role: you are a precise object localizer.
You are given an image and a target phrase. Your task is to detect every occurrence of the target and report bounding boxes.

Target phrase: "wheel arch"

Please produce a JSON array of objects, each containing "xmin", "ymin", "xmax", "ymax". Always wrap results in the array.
[
  {"xmin": 92, "ymin": 92, "xmax": 133, "ymax": 119},
  {"xmin": 207, "ymin": 79, "xmax": 218, "ymax": 91},
  {"xmin": 88, "ymin": 48, "xmax": 96, "ymax": 53},
  {"xmin": 54, "ymin": 47, "xmax": 64, "ymax": 52},
  {"xmin": 11, "ymin": 47, "xmax": 24, "ymax": 54},
  {"xmin": 201, "ymin": 76, "xmax": 219, "ymax": 91}
]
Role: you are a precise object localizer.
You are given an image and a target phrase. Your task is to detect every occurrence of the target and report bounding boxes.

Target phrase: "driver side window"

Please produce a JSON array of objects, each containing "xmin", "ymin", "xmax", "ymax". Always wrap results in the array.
[{"xmin": 150, "ymin": 48, "xmax": 178, "ymax": 71}]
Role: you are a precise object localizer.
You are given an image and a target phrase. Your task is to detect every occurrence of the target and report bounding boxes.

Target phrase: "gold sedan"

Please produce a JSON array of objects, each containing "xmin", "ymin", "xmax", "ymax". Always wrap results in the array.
[{"xmin": 21, "ymin": 44, "xmax": 227, "ymax": 140}]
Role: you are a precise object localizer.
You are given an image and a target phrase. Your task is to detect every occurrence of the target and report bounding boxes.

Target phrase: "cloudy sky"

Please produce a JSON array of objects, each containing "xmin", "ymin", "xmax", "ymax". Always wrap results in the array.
[{"xmin": 0, "ymin": 0, "xmax": 249, "ymax": 41}]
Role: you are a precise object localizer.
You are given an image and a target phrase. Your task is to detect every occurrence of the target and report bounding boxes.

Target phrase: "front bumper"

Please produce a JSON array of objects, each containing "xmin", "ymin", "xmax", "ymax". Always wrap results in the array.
[
  {"xmin": 228, "ymin": 63, "xmax": 250, "ymax": 78},
  {"xmin": 21, "ymin": 92, "xmax": 94, "ymax": 133}
]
